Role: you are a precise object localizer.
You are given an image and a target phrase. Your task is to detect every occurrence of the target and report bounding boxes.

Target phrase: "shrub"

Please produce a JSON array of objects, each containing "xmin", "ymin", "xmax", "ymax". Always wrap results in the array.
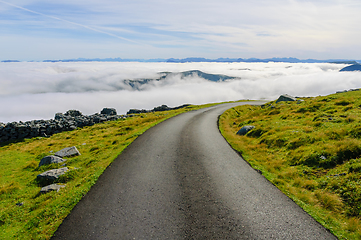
[
  {"xmin": 315, "ymin": 190, "xmax": 344, "ymax": 212},
  {"xmin": 260, "ymin": 136, "xmax": 287, "ymax": 148},
  {"xmin": 335, "ymin": 100, "xmax": 351, "ymax": 106},
  {"xmin": 287, "ymin": 138, "xmax": 305, "ymax": 150},
  {"xmin": 246, "ymin": 128, "xmax": 267, "ymax": 138},
  {"xmin": 349, "ymin": 163, "xmax": 361, "ymax": 173},
  {"xmin": 302, "ymin": 179, "xmax": 318, "ymax": 190},
  {"xmin": 300, "ymin": 152, "xmax": 332, "ymax": 168},
  {"xmin": 335, "ymin": 142, "xmax": 361, "ymax": 163},
  {"xmin": 56, "ymin": 169, "xmax": 79, "ymax": 183},
  {"xmin": 349, "ymin": 126, "xmax": 361, "ymax": 139},
  {"xmin": 339, "ymin": 182, "xmax": 361, "ymax": 216},
  {"xmin": 296, "ymin": 103, "xmax": 321, "ymax": 113}
]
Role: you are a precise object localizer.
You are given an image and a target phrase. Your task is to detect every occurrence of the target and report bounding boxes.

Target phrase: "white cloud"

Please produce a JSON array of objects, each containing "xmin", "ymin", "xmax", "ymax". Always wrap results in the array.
[{"xmin": 1, "ymin": 62, "xmax": 360, "ymax": 123}]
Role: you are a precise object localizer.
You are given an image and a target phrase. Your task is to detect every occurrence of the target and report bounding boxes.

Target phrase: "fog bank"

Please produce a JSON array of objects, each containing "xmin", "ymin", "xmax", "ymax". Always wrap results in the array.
[{"xmin": 0, "ymin": 62, "xmax": 359, "ymax": 123}]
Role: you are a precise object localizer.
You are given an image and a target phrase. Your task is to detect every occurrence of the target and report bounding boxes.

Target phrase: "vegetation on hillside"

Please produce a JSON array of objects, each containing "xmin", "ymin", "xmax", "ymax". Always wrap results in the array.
[
  {"xmin": 0, "ymin": 103, "xmax": 219, "ymax": 240},
  {"xmin": 219, "ymin": 90, "xmax": 361, "ymax": 239}
]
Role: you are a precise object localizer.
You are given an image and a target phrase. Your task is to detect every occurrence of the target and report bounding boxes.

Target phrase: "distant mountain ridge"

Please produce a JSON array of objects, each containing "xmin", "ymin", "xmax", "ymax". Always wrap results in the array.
[
  {"xmin": 2, "ymin": 57, "xmax": 361, "ymax": 64},
  {"xmin": 339, "ymin": 63, "xmax": 361, "ymax": 72},
  {"xmin": 124, "ymin": 70, "xmax": 237, "ymax": 90}
]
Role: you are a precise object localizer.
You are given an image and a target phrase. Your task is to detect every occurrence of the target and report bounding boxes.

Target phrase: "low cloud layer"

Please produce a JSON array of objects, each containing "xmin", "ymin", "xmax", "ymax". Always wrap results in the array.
[{"xmin": 0, "ymin": 62, "xmax": 359, "ymax": 123}]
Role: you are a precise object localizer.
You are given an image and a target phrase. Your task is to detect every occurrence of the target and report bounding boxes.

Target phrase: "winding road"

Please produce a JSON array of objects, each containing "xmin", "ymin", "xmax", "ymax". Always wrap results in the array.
[{"xmin": 52, "ymin": 102, "xmax": 336, "ymax": 239}]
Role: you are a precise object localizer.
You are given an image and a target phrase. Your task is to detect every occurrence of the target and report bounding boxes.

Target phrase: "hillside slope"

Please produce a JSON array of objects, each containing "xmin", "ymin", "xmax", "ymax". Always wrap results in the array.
[{"xmin": 219, "ymin": 90, "xmax": 361, "ymax": 239}]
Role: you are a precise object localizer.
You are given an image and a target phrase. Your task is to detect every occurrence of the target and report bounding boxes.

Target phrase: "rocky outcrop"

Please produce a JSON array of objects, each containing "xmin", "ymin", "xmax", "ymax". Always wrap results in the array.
[
  {"xmin": 276, "ymin": 94, "xmax": 297, "ymax": 103},
  {"xmin": 39, "ymin": 155, "xmax": 66, "ymax": 167}
]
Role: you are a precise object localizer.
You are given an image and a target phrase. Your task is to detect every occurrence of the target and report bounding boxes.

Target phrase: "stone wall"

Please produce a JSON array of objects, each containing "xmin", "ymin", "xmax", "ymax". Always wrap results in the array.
[
  {"xmin": 0, "ymin": 108, "xmax": 124, "ymax": 143},
  {"xmin": 0, "ymin": 105, "xmax": 190, "ymax": 143}
]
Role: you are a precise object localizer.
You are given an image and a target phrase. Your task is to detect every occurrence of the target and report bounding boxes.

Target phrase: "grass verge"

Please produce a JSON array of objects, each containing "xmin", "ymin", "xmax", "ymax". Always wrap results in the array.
[
  {"xmin": 219, "ymin": 90, "xmax": 361, "ymax": 239},
  {"xmin": 0, "ymin": 103, "xmax": 220, "ymax": 240}
]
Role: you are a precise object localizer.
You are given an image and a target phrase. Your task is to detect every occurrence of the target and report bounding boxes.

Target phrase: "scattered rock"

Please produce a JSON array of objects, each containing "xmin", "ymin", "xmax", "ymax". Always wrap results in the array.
[
  {"xmin": 101, "ymin": 108, "xmax": 117, "ymax": 115},
  {"xmin": 39, "ymin": 155, "xmax": 66, "ymax": 167},
  {"xmin": 236, "ymin": 125, "xmax": 255, "ymax": 136},
  {"xmin": 54, "ymin": 146, "xmax": 81, "ymax": 158},
  {"xmin": 127, "ymin": 109, "xmax": 148, "ymax": 114},
  {"xmin": 153, "ymin": 105, "xmax": 170, "ymax": 112},
  {"xmin": 65, "ymin": 110, "xmax": 83, "ymax": 117},
  {"xmin": 328, "ymin": 173, "xmax": 347, "ymax": 178},
  {"xmin": 276, "ymin": 94, "xmax": 297, "ymax": 103},
  {"xmin": 126, "ymin": 104, "xmax": 190, "ymax": 115},
  {"xmin": 37, "ymin": 167, "xmax": 69, "ymax": 181},
  {"xmin": 336, "ymin": 88, "xmax": 360, "ymax": 94},
  {"xmin": 255, "ymin": 169, "xmax": 262, "ymax": 174},
  {"xmin": 40, "ymin": 184, "xmax": 66, "ymax": 193}
]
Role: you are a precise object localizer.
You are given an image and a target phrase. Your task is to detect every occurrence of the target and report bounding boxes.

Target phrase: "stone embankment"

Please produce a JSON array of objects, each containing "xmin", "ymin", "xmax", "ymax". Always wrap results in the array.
[
  {"xmin": 127, "ymin": 104, "xmax": 190, "ymax": 114},
  {"xmin": 0, "ymin": 105, "xmax": 190, "ymax": 143},
  {"xmin": 0, "ymin": 108, "xmax": 123, "ymax": 143}
]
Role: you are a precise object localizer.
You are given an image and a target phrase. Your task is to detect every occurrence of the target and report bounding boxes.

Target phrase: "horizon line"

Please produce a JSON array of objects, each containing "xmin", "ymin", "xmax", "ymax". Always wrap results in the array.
[{"xmin": 1, "ymin": 57, "xmax": 360, "ymax": 63}]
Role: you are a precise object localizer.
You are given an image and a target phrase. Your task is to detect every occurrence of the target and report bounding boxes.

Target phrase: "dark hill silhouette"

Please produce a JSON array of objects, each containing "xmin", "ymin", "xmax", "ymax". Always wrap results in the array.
[
  {"xmin": 340, "ymin": 64, "xmax": 361, "ymax": 72},
  {"xmin": 124, "ymin": 70, "xmax": 237, "ymax": 90},
  {"xmin": 160, "ymin": 70, "xmax": 236, "ymax": 82}
]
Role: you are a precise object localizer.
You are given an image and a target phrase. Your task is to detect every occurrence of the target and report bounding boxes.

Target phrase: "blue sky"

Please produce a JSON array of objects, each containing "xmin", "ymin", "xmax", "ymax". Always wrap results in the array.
[{"xmin": 1, "ymin": 0, "xmax": 361, "ymax": 61}]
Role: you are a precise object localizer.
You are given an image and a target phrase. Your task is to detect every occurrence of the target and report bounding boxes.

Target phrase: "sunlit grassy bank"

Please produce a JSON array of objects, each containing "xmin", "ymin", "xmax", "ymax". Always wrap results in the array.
[
  {"xmin": 219, "ymin": 90, "xmax": 361, "ymax": 239},
  {"xmin": 0, "ymin": 103, "xmax": 220, "ymax": 240}
]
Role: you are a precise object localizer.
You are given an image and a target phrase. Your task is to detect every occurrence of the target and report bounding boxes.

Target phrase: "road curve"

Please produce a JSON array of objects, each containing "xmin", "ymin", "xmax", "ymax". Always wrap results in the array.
[{"xmin": 52, "ymin": 102, "xmax": 336, "ymax": 239}]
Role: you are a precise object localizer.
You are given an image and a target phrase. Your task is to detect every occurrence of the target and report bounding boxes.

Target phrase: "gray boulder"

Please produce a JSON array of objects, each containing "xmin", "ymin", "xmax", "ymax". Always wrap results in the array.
[
  {"xmin": 40, "ymin": 184, "xmax": 66, "ymax": 193},
  {"xmin": 37, "ymin": 167, "xmax": 69, "ymax": 181},
  {"xmin": 54, "ymin": 146, "xmax": 81, "ymax": 158},
  {"xmin": 237, "ymin": 125, "xmax": 255, "ymax": 136},
  {"xmin": 101, "ymin": 108, "xmax": 117, "ymax": 115},
  {"xmin": 39, "ymin": 155, "xmax": 66, "ymax": 167},
  {"xmin": 65, "ymin": 110, "xmax": 83, "ymax": 117},
  {"xmin": 153, "ymin": 105, "xmax": 170, "ymax": 111},
  {"xmin": 276, "ymin": 94, "xmax": 297, "ymax": 103}
]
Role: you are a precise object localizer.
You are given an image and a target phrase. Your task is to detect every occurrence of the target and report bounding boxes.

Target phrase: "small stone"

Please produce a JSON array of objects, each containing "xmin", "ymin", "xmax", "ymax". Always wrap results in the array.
[
  {"xmin": 65, "ymin": 110, "xmax": 82, "ymax": 117},
  {"xmin": 37, "ymin": 167, "xmax": 69, "ymax": 181},
  {"xmin": 39, "ymin": 155, "xmax": 66, "ymax": 167},
  {"xmin": 54, "ymin": 146, "xmax": 81, "ymax": 158},
  {"xmin": 40, "ymin": 184, "xmax": 66, "ymax": 193},
  {"xmin": 236, "ymin": 125, "xmax": 255, "ymax": 136}
]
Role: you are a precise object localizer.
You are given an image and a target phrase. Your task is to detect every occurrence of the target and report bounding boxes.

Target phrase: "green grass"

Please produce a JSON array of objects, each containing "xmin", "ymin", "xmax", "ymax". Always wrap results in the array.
[
  {"xmin": 219, "ymin": 90, "xmax": 361, "ymax": 239},
  {"xmin": 0, "ymin": 103, "xmax": 222, "ymax": 240}
]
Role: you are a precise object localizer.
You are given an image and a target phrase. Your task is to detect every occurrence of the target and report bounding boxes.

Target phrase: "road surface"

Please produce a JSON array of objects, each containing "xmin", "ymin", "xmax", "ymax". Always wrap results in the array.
[{"xmin": 52, "ymin": 102, "xmax": 336, "ymax": 239}]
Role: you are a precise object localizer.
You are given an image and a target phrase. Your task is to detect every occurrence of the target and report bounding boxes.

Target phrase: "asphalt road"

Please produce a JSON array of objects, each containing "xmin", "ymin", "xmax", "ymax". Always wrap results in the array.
[{"xmin": 52, "ymin": 102, "xmax": 337, "ymax": 239}]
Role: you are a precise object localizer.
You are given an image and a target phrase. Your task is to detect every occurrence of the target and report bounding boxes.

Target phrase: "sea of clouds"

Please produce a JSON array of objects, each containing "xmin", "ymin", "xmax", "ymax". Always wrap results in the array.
[{"xmin": 0, "ymin": 62, "xmax": 360, "ymax": 123}]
